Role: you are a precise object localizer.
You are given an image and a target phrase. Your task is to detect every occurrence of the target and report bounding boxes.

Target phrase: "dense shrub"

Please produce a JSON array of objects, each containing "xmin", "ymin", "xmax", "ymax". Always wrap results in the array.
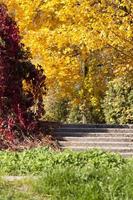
[
  {"xmin": 45, "ymin": 98, "xmax": 105, "ymax": 124},
  {"xmin": 103, "ymin": 78, "xmax": 133, "ymax": 124},
  {"xmin": 0, "ymin": 4, "xmax": 46, "ymax": 144}
]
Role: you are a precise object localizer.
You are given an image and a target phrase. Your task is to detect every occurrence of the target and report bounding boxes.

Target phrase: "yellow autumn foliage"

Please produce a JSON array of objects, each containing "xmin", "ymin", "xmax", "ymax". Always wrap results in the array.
[{"xmin": 1, "ymin": 0, "xmax": 133, "ymax": 120}]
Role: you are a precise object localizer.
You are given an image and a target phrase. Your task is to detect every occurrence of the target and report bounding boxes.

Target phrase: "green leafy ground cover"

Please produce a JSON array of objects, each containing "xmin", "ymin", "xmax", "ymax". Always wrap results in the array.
[
  {"xmin": 0, "ymin": 148, "xmax": 126, "ymax": 175},
  {"xmin": 0, "ymin": 148, "xmax": 133, "ymax": 200}
]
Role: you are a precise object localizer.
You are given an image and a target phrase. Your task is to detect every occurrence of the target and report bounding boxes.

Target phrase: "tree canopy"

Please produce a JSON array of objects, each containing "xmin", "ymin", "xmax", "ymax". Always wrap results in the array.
[{"xmin": 1, "ymin": 0, "xmax": 133, "ymax": 123}]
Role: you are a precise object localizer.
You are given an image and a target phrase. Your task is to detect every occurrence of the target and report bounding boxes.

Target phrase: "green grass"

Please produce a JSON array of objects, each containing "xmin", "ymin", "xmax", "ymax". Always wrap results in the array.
[
  {"xmin": 0, "ymin": 177, "xmax": 46, "ymax": 200},
  {"xmin": 0, "ymin": 147, "xmax": 126, "ymax": 175},
  {"xmin": 1, "ymin": 163, "xmax": 133, "ymax": 200},
  {"xmin": 32, "ymin": 164, "xmax": 133, "ymax": 200},
  {"xmin": 0, "ymin": 148, "xmax": 133, "ymax": 199}
]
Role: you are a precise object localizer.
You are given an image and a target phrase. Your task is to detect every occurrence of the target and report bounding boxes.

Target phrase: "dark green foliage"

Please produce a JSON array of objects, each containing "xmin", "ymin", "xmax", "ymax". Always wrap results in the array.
[
  {"xmin": 103, "ymin": 78, "xmax": 133, "ymax": 124},
  {"xmin": 67, "ymin": 105, "xmax": 82, "ymax": 123}
]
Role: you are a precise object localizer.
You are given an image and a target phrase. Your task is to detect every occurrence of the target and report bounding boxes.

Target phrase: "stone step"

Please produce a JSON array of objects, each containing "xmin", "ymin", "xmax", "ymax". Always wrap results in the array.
[
  {"xmin": 57, "ymin": 136, "xmax": 133, "ymax": 142},
  {"xmin": 120, "ymin": 152, "xmax": 133, "ymax": 157},
  {"xmin": 55, "ymin": 132, "xmax": 133, "ymax": 137},
  {"xmin": 56, "ymin": 128, "xmax": 133, "ymax": 133},
  {"xmin": 59, "ymin": 141, "xmax": 133, "ymax": 147},
  {"xmin": 55, "ymin": 125, "xmax": 133, "ymax": 156},
  {"xmin": 61, "ymin": 146, "xmax": 133, "ymax": 153},
  {"xmin": 61, "ymin": 124, "xmax": 133, "ymax": 129}
]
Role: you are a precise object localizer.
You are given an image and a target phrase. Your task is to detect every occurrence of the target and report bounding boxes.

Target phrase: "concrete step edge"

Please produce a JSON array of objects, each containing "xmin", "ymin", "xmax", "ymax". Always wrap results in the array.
[
  {"xmin": 55, "ymin": 133, "xmax": 133, "ymax": 137},
  {"xmin": 61, "ymin": 124, "xmax": 133, "ymax": 128},
  {"xmin": 56, "ymin": 136, "xmax": 133, "ymax": 140},
  {"xmin": 56, "ymin": 129, "xmax": 133, "ymax": 133},
  {"xmin": 59, "ymin": 141, "xmax": 133, "ymax": 145},
  {"xmin": 119, "ymin": 152, "xmax": 133, "ymax": 157},
  {"xmin": 61, "ymin": 146, "xmax": 133, "ymax": 151},
  {"xmin": 57, "ymin": 127, "xmax": 133, "ymax": 130}
]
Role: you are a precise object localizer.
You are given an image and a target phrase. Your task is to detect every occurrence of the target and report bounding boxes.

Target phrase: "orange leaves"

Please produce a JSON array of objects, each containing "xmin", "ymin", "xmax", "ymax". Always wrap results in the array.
[{"xmin": 3, "ymin": 0, "xmax": 133, "ymax": 108}]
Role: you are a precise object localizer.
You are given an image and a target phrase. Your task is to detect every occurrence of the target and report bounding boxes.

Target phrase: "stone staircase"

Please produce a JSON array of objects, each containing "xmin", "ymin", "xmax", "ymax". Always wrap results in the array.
[{"xmin": 55, "ymin": 124, "xmax": 133, "ymax": 157}]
